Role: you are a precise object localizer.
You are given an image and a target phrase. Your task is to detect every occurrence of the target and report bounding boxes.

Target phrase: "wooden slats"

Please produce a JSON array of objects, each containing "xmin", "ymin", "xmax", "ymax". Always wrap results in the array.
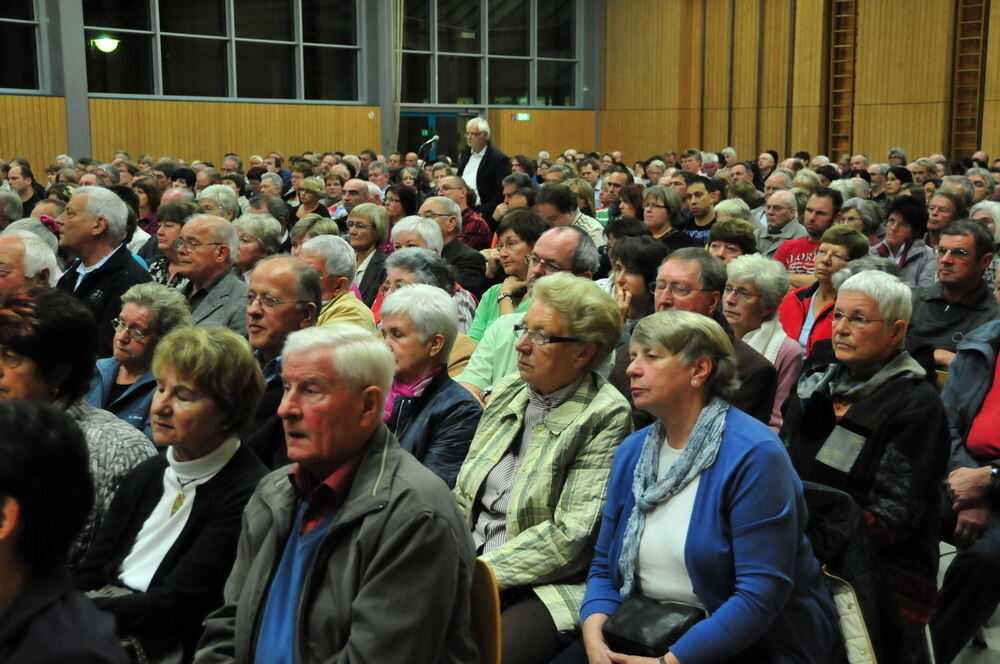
[
  {"xmin": 950, "ymin": 0, "xmax": 990, "ymax": 157},
  {"xmin": 827, "ymin": 0, "xmax": 857, "ymax": 158},
  {"xmin": 487, "ymin": 110, "xmax": 597, "ymax": 158},
  {"xmin": 0, "ymin": 95, "xmax": 69, "ymax": 170}
]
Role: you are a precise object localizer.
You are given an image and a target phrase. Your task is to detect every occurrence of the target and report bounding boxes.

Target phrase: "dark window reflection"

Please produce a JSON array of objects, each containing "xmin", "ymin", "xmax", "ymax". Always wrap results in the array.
[
  {"xmin": 439, "ymin": 55, "xmax": 480, "ymax": 104},
  {"xmin": 83, "ymin": 0, "xmax": 148, "ymax": 29},
  {"xmin": 85, "ymin": 30, "xmax": 152, "ymax": 94},
  {"xmin": 488, "ymin": 58, "xmax": 528, "ymax": 105},
  {"xmin": 235, "ymin": 0, "xmax": 292, "ymax": 41},
  {"xmin": 0, "ymin": 23, "xmax": 37, "ymax": 89},
  {"xmin": 488, "ymin": 0, "xmax": 528, "ymax": 56},
  {"xmin": 403, "ymin": 0, "xmax": 430, "ymax": 50},
  {"xmin": 162, "ymin": 37, "xmax": 227, "ymax": 96},
  {"xmin": 160, "ymin": 0, "xmax": 224, "ymax": 37},
  {"xmin": 0, "ymin": 0, "xmax": 33, "ymax": 20},
  {"xmin": 438, "ymin": 0, "xmax": 480, "ymax": 54},
  {"xmin": 537, "ymin": 0, "xmax": 574, "ymax": 59},
  {"xmin": 236, "ymin": 42, "xmax": 294, "ymax": 98},
  {"xmin": 401, "ymin": 53, "xmax": 430, "ymax": 104},
  {"xmin": 304, "ymin": 47, "xmax": 358, "ymax": 100},
  {"xmin": 537, "ymin": 60, "xmax": 574, "ymax": 106},
  {"xmin": 303, "ymin": 0, "xmax": 357, "ymax": 45}
]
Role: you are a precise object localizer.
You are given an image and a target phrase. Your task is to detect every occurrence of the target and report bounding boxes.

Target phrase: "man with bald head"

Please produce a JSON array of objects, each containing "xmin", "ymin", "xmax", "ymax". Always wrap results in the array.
[
  {"xmin": 755, "ymin": 189, "xmax": 807, "ymax": 258},
  {"xmin": 175, "ymin": 214, "xmax": 247, "ymax": 333},
  {"xmin": 418, "ymin": 195, "xmax": 488, "ymax": 297},
  {"xmin": 750, "ymin": 171, "xmax": 792, "ymax": 227},
  {"xmin": 336, "ymin": 178, "xmax": 376, "ymax": 222},
  {"xmin": 438, "ymin": 175, "xmax": 491, "ymax": 250}
]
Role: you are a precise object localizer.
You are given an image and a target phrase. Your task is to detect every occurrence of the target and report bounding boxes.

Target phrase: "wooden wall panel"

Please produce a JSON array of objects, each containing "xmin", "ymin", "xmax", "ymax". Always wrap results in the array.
[
  {"xmin": 487, "ymin": 110, "xmax": 597, "ymax": 157},
  {"xmin": 789, "ymin": 0, "xmax": 826, "ymax": 155},
  {"xmin": 0, "ymin": 95, "xmax": 68, "ymax": 171},
  {"xmin": 759, "ymin": 0, "xmax": 792, "ymax": 155},
  {"xmin": 852, "ymin": 103, "xmax": 951, "ymax": 161},
  {"xmin": 979, "ymin": 3, "xmax": 1000, "ymax": 156},
  {"xmin": 88, "ymin": 99, "xmax": 380, "ymax": 163}
]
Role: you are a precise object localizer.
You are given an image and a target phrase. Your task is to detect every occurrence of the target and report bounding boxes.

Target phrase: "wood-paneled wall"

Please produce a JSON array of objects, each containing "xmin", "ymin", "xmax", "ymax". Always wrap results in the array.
[
  {"xmin": 979, "ymin": 2, "xmax": 1000, "ymax": 156},
  {"xmin": 0, "ymin": 95, "xmax": 68, "ymax": 171},
  {"xmin": 487, "ymin": 109, "xmax": 596, "ymax": 159},
  {"xmin": 89, "ymin": 99, "xmax": 381, "ymax": 163}
]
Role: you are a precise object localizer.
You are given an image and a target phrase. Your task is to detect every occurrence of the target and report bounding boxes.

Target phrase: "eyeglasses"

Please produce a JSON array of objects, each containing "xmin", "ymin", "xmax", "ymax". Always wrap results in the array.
[
  {"xmin": 246, "ymin": 293, "xmax": 308, "ymax": 311},
  {"xmin": 0, "ymin": 346, "xmax": 25, "ymax": 368},
  {"xmin": 174, "ymin": 238, "xmax": 223, "ymax": 251},
  {"xmin": 649, "ymin": 282, "xmax": 711, "ymax": 297},
  {"xmin": 512, "ymin": 323, "xmax": 581, "ymax": 346},
  {"xmin": 934, "ymin": 246, "xmax": 972, "ymax": 260},
  {"xmin": 346, "ymin": 220, "xmax": 374, "ymax": 230},
  {"xmin": 112, "ymin": 317, "xmax": 150, "ymax": 341},
  {"xmin": 421, "ymin": 211, "xmax": 451, "ymax": 219},
  {"xmin": 497, "ymin": 238, "xmax": 524, "ymax": 251},
  {"xmin": 723, "ymin": 285, "xmax": 760, "ymax": 301},
  {"xmin": 814, "ymin": 248, "xmax": 849, "ymax": 262},
  {"xmin": 832, "ymin": 311, "xmax": 884, "ymax": 329},
  {"xmin": 525, "ymin": 254, "xmax": 571, "ymax": 273}
]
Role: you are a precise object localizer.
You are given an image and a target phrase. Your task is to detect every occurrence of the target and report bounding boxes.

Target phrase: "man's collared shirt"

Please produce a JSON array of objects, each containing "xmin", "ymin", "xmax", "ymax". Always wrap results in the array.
[
  {"xmin": 72, "ymin": 245, "xmax": 119, "ymax": 291},
  {"xmin": 185, "ymin": 270, "xmax": 230, "ymax": 311},
  {"xmin": 462, "ymin": 144, "xmax": 487, "ymax": 204},
  {"xmin": 289, "ymin": 453, "xmax": 364, "ymax": 535}
]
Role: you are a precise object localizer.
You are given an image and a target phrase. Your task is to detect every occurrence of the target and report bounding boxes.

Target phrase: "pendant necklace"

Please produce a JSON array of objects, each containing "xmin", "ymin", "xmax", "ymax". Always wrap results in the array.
[{"xmin": 170, "ymin": 471, "xmax": 213, "ymax": 516}]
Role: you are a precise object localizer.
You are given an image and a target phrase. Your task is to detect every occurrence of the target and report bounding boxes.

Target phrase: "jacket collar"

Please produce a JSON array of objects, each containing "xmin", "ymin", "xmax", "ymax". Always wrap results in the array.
[
  {"xmin": 500, "ymin": 371, "xmax": 602, "ymax": 434},
  {"xmin": 0, "ymin": 565, "xmax": 75, "ymax": 645}
]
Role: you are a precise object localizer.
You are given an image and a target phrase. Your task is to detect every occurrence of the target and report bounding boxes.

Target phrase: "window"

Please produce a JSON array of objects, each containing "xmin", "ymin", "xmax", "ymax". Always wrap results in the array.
[
  {"xmin": 82, "ymin": 0, "xmax": 361, "ymax": 102},
  {"xmin": 401, "ymin": 0, "xmax": 582, "ymax": 108},
  {"xmin": 0, "ymin": 1, "xmax": 40, "ymax": 91}
]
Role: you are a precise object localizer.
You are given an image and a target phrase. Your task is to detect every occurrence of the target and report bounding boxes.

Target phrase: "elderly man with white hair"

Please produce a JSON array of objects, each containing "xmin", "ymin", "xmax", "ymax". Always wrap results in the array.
[
  {"xmin": 298, "ymin": 234, "xmax": 376, "ymax": 332},
  {"xmin": 0, "ymin": 229, "xmax": 59, "ymax": 294},
  {"xmin": 195, "ymin": 324, "xmax": 479, "ymax": 664},
  {"xmin": 754, "ymin": 189, "xmax": 807, "ymax": 258},
  {"xmin": 457, "ymin": 116, "xmax": 511, "ymax": 221},
  {"xmin": 56, "ymin": 186, "xmax": 152, "ymax": 357}
]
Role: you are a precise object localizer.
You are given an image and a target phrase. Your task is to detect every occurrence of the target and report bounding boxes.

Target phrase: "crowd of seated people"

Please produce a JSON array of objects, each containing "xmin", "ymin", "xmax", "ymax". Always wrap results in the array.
[{"xmin": 4, "ymin": 134, "xmax": 1000, "ymax": 663}]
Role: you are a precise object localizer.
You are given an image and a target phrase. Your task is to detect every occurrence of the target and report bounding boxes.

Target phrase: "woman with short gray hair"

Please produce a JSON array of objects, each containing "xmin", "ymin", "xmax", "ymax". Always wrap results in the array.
[
  {"xmin": 838, "ymin": 197, "xmax": 882, "ymax": 244},
  {"xmin": 381, "ymin": 247, "xmax": 478, "ymax": 335},
  {"xmin": 197, "ymin": 184, "xmax": 239, "ymax": 221},
  {"xmin": 723, "ymin": 254, "xmax": 801, "ymax": 431},
  {"xmin": 380, "ymin": 284, "xmax": 482, "ymax": 488},
  {"xmin": 86, "ymin": 282, "xmax": 192, "ymax": 435},
  {"xmin": 232, "ymin": 214, "xmax": 282, "ymax": 282}
]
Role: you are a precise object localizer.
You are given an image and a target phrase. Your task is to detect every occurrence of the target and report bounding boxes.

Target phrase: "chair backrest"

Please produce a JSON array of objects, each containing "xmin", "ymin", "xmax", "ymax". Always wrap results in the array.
[
  {"xmin": 471, "ymin": 558, "xmax": 502, "ymax": 664},
  {"xmin": 936, "ymin": 369, "xmax": 948, "ymax": 391}
]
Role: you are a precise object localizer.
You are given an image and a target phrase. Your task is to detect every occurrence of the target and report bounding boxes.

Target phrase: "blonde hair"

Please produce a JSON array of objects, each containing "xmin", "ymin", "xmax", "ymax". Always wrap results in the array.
[
  {"xmin": 531, "ymin": 272, "xmax": 621, "ymax": 370},
  {"xmin": 349, "ymin": 202, "xmax": 389, "ymax": 245}
]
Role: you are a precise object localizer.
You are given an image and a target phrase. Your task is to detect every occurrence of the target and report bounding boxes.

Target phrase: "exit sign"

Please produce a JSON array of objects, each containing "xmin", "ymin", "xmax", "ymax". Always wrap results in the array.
[{"xmin": 511, "ymin": 112, "xmax": 531, "ymax": 121}]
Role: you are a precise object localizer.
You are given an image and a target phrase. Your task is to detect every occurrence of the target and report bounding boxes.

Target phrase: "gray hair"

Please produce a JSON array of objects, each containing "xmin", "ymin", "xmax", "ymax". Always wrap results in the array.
[
  {"xmin": 831, "ymin": 256, "xmax": 902, "ymax": 291},
  {"xmin": 301, "ymin": 234, "xmax": 357, "ymax": 282},
  {"xmin": 966, "ymin": 167, "xmax": 997, "ymax": 196},
  {"xmin": 384, "ymin": 247, "xmax": 455, "ymax": 293},
  {"xmin": 941, "ymin": 175, "xmax": 975, "ymax": 207},
  {"xmin": 466, "ymin": 116, "xmax": 491, "ymax": 136},
  {"xmin": 188, "ymin": 213, "xmax": 239, "ymax": 259},
  {"xmin": 423, "ymin": 195, "xmax": 462, "ymax": 232},
  {"xmin": 163, "ymin": 186, "xmax": 196, "ymax": 202},
  {"xmin": 260, "ymin": 172, "xmax": 283, "ymax": 190},
  {"xmin": 531, "ymin": 272, "xmax": 622, "ymax": 370},
  {"xmin": 431, "ymin": 161, "xmax": 452, "ymax": 174},
  {"xmin": 381, "ymin": 284, "xmax": 458, "ymax": 364},
  {"xmin": 837, "ymin": 271, "xmax": 912, "ymax": 338},
  {"xmin": 850, "ymin": 153, "xmax": 870, "ymax": 166},
  {"xmin": 841, "ymin": 197, "xmax": 881, "ymax": 235},
  {"xmin": 254, "ymin": 255, "xmax": 322, "ymax": 310},
  {"xmin": 848, "ymin": 177, "xmax": 871, "ymax": 197},
  {"xmin": 365, "ymin": 181, "xmax": 382, "ymax": 200},
  {"xmin": 721, "ymin": 147, "xmax": 737, "ymax": 159},
  {"xmin": 367, "ymin": 161, "xmax": 388, "ymax": 176},
  {"xmin": 233, "ymin": 213, "xmax": 282, "ymax": 256},
  {"xmin": 74, "ymin": 186, "xmax": 128, "ymax": 242},
  {"xmin": 55, "ymin": 154, "xmax": 75, "ymax": 168},
  {"xmin": 970, "ymin": 200, "xmax": 1000, "ymax": 247},
  {"xmin": 702, "ymin": 152, "xmax": 719, "ymax": 166},
  {"xmin": 392, "ymin": 215, "xmax": 444, "ymax": 253},
  {"xmin": 283, "ymin": 324, "xmax": 394, "ymax": 405},
  {"xmin": 96, "ymin": 163, "xmax": 120, "ymax": 184},
  {"xmin": 198, "ymin": 183, "xmax": 239, "ymax": 216},
  {"xmin": 1, "ymin": 230, "xmax": 58, "ymax": 286},
  {"xmin": 828, "ymin": 179, "xmax": 857, "ymax": 200},
  {"xmin": 726, "ymin": 254, "xmax": 789, "ymax": 313},
  {"xmin": 0, "ymin": 191, "xmax": 23, "ymax": 222},
  {"xmin": 888, "ymin": 147, "xmax": 907, "ymax": 161},
  {"xmin": 630, "ymin": 310, "xmax": 739, "ymax": 400},
  {"xmin": 714, "ymin": 198, "xmax": 751, "ymax": 221},
  {"xmin": 120, "ymin": 282, "xmax": 192, "ymax": 336},
  {"xmin": 4, "ymin": 219, "xmax": 58, "ymax": 257},
  {"xmin": 543, "ymin": 225, "xmax": 600, "ymax": 275},
  {"xmin": 647, "ymin": 159, "xmax": 666, "ymax": 170},
  {"xmin": 768, "ymin": 189, "xmax": 798, "ymax": 220}
]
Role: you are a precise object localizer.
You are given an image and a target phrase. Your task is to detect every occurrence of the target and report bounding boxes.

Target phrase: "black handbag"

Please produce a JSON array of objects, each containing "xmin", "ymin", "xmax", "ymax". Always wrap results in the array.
[{"xmin": 601, "ymin": 593, "xmax": 706, "ymax": 657}]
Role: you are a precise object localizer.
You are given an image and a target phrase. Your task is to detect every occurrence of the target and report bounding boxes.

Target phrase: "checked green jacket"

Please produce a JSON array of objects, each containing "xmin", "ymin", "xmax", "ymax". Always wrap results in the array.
[{"xmin": 453, "ymin": 370, "xmax": 632, "ymax": 633}]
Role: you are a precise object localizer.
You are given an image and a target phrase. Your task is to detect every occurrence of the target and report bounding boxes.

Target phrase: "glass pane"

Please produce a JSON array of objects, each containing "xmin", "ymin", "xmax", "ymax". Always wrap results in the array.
[
  {"xmin": 235, "ymin": 0, "xmax": 292, "ymax": 41},
  {"xmin": 304, "ymin": 47, "xmax": 358, "ymax": 100},
  {"xmin": 162, "ymin": 37, "xmax": 227, "ymax": 96},
  {"xmin": 538, "ymin": 0, "xmax": 574, "ymax": 58},
  {"xmin": 488, "ymin": 0, "xmax": 528, "ymax": 56},
  {"xmin": 488, "ymin": 58, "xmax": 528, "ymax": 105},
  {"xmin": 303, "ymin": 0, "xmax": 356, "ymax": 45},
  {"xmin": 439, "ymin": 55, "xmax": 480, "ymax": 104},
  {"xmin": 0, "ymin": 23, "xmax": 37, "ymax": 89},
  {"xmin": 537, "ymin": 60, "xmax": 574, "ymax": 106},
  {"xmin": 438, "ymin": 0, "xmax": 480, "ymax": 54},
  {"xmin": 160, "ymin": 0, "xmax": 224, "ymax": 36},
  {"xmin": 0, "ymin": 0, "xmax": 33, "ymax": 20},
  {"xmin": 236, "ymin": 42, "xmax": 294, "ymax": 98},
  {"xmin": 83, "ymin": 0, "xmax": 149, "ymax": 29},
  {"xmin": 401, "ymin": 53, "xmax": 430, "ymax": 103},
  {"xmin": 403, "ymin": 0, "xmax": 430, "ymax": 50},
  {"xmin": 86, "ymin": 30, "xmax": 152, "ymax": 94}
]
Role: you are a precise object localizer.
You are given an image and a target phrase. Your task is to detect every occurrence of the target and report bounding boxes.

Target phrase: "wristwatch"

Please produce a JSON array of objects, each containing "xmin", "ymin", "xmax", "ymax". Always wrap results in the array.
[
  {"xmin": 991, "ymin": 466, "xmax": 1000, "ymax": 490},
  {"xmin": 497, "ymin": 292, "xmax": 513, "ymax": 302}
]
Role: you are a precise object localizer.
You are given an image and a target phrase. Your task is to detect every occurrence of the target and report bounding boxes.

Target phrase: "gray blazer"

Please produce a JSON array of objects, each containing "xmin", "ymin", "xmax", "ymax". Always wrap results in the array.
[{"xmin": 191, "ymin": 270, "xmax": 248, "ymax": 334}]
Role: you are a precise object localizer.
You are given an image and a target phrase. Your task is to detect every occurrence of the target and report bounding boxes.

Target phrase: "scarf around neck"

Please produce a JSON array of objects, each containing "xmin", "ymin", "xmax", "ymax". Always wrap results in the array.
[{"xmin": 741, "ymin": 317, "xmax": 788, "ymax": 365}]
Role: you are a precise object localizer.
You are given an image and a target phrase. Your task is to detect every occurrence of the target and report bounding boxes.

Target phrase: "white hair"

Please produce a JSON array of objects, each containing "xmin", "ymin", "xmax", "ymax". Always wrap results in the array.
[
  {"xmin": 260, "ymin": 172, "xmax": 283, "ymax": 190},
  {"xmin": 466, "ymin": 116, "xmax": 491, "ymax": 135},
  {"xmin": 365, "ymin": 181, "xmax": 382, "ymax": 201},
  {"xmin": 838, "ymin": 270, "xmax": 912, "ymax": 330},
  {"xmin": 703, "ymin": 152, "xmax": 719, "ymax": 165},
  {"xmin": 187, "ymin": 213, "xmax": 239, "ymax": 259},
  {"xmin": 726, "ymin": 253, "xmax": 789, "ymax": 313},
  {"xmin": 4, "ymin": 218, "xmax": 58, "ymax": 256},
  {"xmin": 1, "ymin": 230, "xmax": 58, "ymax": 286},
  {"xmin": 423, "ymin": 195, "xmax": 462, "ymax": 232},
  {"xmin": 391, "ymin": 215, "xmax": 444, "ymax": 253},
  {"xmin": 198, "ymin": 183, "xmax": 239, "ymax": 215},
  {"xmin": 233, "ymin": 213, "xmax": 282, "ymax": 255},
  {"xmin": 55, "ymin": 154, "xmax": 75, "ymax": 168},
  {"xmin": 74, "ymin": 186, "xmax": 128, "ymax": 242},
  {"xmin": 96, "ymin": 163, "xmax": 120, "ymax": 184},
  {"xmin": 381, "ymin": 284, "xmax": 458, "ymax": 364},
  {"xmin": 721, "ymin": 147, "xmax": 737, "ymax": 158},
  {"xmin": 301, "ymin": 234, "xmax": 357, "ymax": 282},
  {"xmin": 283, "ymin": 324, "xmax": 394, "ymax": 405}
]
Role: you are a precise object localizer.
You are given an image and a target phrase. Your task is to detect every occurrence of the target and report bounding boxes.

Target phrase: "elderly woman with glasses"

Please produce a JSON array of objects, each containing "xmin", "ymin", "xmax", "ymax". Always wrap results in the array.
[
  {"xmin": 348, "ymin": 202, "xmax": 389, "ymax": 307},
  {"xmin": 232, "ymin": 214, "xmax": 282, "ymax": 283},
  {"xmin": 453, "ymin": 273, "xmax": 632, "ymax": 664},
  {"xmin": 0, "ymin": 288, "xmax": 155, "ymax": 567},
  {"xmin": 779, "ymin": 225, "xmax": 870, "ymax": 356},
  {"xmin": 75, "ymin": 326, "xmax": 267, "ymax": 661},
  {"xmin": 86, "ymin": 283, "xmax": 192, "ymax": 436},
  {"xmin": 783, "ymin": 271, "xmax": 950, "ymax": 663},
  {"xmin": 723, "ymin": 254, "xmax": 802, "ymax": 432},
  {"xmin": 380, "ymin": 284, "xmax": 482, "ymax": 488},
  {"xmin": 197, "ymin": 184, "xmax": 239, "ymax": 222}
]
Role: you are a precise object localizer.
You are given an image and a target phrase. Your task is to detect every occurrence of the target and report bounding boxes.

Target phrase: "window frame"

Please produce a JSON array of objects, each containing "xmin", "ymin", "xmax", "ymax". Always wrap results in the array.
[{"xmin": 0, "ymin": 0, "xmax": 48, "ymax": 94}]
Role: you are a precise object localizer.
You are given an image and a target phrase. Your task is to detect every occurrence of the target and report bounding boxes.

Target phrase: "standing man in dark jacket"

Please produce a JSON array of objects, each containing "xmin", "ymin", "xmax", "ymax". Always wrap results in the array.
[
  {"xmin": 457, "ymin": 116, "xmax": 511, "ymax": 222},
  {"xmin": 56, "ymin": 186, "xmax": 152, "ymax": 358}
]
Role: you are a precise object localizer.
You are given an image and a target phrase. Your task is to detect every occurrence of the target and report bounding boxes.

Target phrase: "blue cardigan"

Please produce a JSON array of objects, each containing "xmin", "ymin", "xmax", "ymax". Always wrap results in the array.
[
  {"xmin": 581, "ymin": 408, "xmax": 841, "ymax": 664},
  {"xmin": 86, "ymin": 358, "xmax": 156, "ymax": 439}
]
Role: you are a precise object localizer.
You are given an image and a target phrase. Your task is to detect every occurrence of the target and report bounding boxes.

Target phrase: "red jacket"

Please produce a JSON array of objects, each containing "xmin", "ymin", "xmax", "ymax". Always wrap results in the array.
[{"xmin": 778, "ymin": 282, "xmax": 834, "ymax": 356}]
